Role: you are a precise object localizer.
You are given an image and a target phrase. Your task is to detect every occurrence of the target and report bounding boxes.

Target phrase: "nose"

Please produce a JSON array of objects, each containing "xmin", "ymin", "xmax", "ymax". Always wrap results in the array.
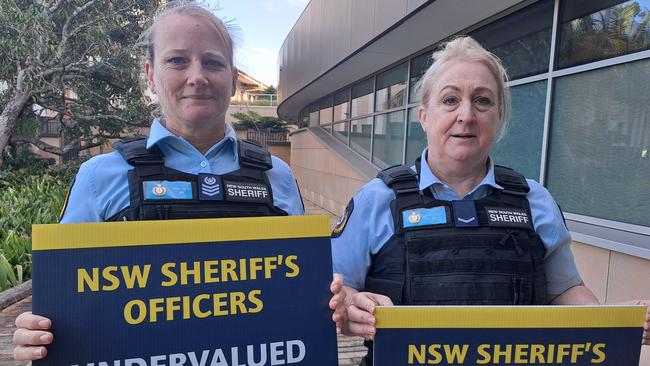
[
  {"xmin": 456, "ymin": 99, "xmax": 475, "ymax": 123},
  {"xmin": 186, "ymin": 61, "xmax": 208, "ymax": 87}
]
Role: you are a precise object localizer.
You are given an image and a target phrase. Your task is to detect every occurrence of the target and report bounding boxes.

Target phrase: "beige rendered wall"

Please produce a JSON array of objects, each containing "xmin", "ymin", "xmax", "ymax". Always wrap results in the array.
[
  {"xmin": 572, "ymin": 242, "xmax": 650, "ymax": 365},
  {"xmin": 290, "ymin": 129, "xmax": 367, "ymax": 215},
  {"xmin": 267, "ymin": 142, "xmax": 290, "ymax": 165}
]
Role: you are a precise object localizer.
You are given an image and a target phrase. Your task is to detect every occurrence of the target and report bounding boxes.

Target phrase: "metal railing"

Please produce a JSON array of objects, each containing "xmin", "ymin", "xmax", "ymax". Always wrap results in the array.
[
  {"xmin": 231, "ymin": 93, "xmax": 278, "ymax": 106},
  {"xmin": 246, "ymin": 128, "xmax": 288, "ymax": 147}
]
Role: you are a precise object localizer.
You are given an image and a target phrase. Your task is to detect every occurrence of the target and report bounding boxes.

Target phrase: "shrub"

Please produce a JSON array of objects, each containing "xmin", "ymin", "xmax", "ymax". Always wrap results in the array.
[{"xmin": 0, "ymin": 164, "xmax": 75, "ymax": 290}]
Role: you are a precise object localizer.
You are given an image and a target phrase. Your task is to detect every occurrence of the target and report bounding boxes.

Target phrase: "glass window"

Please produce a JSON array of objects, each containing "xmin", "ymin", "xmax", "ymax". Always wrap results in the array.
[
  {"xmin": 546, "ymin": 59, "xmax": 650, "ymax": 227},
  {"xmin": 333, "ymin": 89, "xmax": 350, "ymax": 122},
  {"xmin": 405, "ymin": 107, "xmax": 427, "ymax": 164},
  {"xmin": 350, "ymin": 117, "xmax": 372, "ymax": 159},
  {"xmin": 471, "ymin": 0, "xmax": 554, "ymax": 80},
  {"xmin": 351, "ymin": 78, "xmax": 374, "ymax": 118},
  {"xmin": 308, "ymin": 103, "xmax": 319, "ymax": 126},
  {"xmin": 375, "ymin": 63, "xmax": 407, "ymax": 112},
  {"xmin": 319, "ymin": 97, "xmax": 333, "ymax": 126},
  {"xmin": 409, "ymin": 52, "xmax": 432, "ymax": 104},
  {"xmin": 372, "ymin": 110, "xmax": 405, "ymax": 168},
  {"xmin": 334, "ymin": 121, "xmax": 349, "ymax": 143},
  {"xmin": 491, "ymin": 81, "xmax": 547, "ymax": 180},
  {"xmin": 557, "ymin": 0, "xmax": 650, "ymax": 69}
]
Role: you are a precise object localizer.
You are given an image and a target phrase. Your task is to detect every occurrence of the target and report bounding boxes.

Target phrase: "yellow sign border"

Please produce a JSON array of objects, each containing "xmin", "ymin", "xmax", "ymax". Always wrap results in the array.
[
  {"xmin": 376, "ymin": 305, "xmax": 646, "ymax": 329},
  {"xmin": 33, "ymin": 215, "xmax": 330, "ymax": 250}
]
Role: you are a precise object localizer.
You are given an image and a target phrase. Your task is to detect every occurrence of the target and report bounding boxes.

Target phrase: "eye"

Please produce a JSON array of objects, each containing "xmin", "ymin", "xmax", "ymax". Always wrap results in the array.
[
  {"xmin": 474, "ymin": 96, "xmax": 493, "ymax": 106},
  {"xmin": 204, "ymin": 59, "xmax": 225, "ymax": 69},
  {"xmin": 442, "ymin": 96, "xmax": 459, "ymax": 106},
  {"xmin": 166, "ymin": 57, "xmax": 187, "ymax": 66}
]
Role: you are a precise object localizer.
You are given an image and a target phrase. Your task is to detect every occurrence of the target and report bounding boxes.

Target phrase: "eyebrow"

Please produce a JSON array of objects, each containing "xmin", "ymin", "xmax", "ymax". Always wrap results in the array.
[
  {"xmin": 161, "ymin": 49, "xmax": 226, "ymax": 60},
  {"xmin": 439, "ymin": 85, "xmax": 496, "ymax": 95}
]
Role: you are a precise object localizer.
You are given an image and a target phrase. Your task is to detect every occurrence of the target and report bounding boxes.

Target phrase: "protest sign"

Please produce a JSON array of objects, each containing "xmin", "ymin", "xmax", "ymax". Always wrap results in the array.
[
  {"xmin": 374, "ymin": 306, "xmax": 645, "ymax": 366},
  {"xmin": 32, "ymin": 215, "xmax": 337, "ymax": 366}
]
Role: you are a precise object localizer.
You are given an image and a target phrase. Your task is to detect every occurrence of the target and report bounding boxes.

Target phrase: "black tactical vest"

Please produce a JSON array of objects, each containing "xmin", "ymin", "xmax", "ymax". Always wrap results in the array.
[
  {"xmin": 106, "ymin": 137, "xmax": 288, "ymax": 222},
  {"xmin": 359, "ymin": 161, "xmax": 547, "ymax": 366}
]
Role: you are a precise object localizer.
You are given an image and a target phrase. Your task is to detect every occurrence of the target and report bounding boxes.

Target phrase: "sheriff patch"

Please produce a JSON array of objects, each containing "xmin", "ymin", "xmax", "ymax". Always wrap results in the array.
[
  {"xmin": 332, "ymin": 199, "xmax": 354, "ymax": 238},
  {"xmin": 485, "ymin": 207, "xmax": 532, "ymax": 229},
  {"xmin": 223, "ymin": 181, "xmax": 271, "ymax": 203}
]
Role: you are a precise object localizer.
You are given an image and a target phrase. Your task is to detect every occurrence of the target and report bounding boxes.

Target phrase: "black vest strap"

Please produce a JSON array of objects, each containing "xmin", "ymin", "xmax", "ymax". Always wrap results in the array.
[
  {"xmin": 112, "ymin": 137, "xmax": 165, "ymax": 177},
  {"xmin": 494, "ymin": 165, "xmax": 530, "ymax": 197},
  {"xmin": 377, "ymin": 165, "xmax": 420, "ymax": 195},
  {"xmin": 238, "ymin": 140, "xmax": 273, "ymax": 170}
]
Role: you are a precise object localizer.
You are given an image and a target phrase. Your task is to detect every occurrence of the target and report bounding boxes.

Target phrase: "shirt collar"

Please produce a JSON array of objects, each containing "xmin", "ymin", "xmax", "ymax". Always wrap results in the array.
[
  {"xmin": 146, "ymin": 119, "xmax": 238, "ymax": 159},
  {"xmin": 417, "ymin": 148, "xmax": 504, "ymax": 195}
]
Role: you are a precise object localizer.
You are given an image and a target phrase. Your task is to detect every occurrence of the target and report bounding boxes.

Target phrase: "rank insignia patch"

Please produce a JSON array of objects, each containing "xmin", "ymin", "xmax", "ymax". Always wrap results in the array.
[
  {"xmin": 332, "ymin": 199, "xmax": 354, "ymax": 238},
  {"xmin": 198, "ymin": 173, "xmax": 223, "ymax": 201}
]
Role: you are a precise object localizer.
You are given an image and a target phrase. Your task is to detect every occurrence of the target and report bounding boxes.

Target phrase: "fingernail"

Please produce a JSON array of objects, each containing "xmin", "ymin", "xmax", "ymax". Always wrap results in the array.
[
  {"xmin": 33, "ymin": 348, "xmax": 43, "ymax": 357},
  {"xmin": 38, "ymin": 320, "xmax": 49, "ymax": 327},
  {"xmin": 367, "ymin": 327, "xmax": 375, "ymax": 334},
  {"xmin": 368, "ymin": 316, "xmax": 375, "ymax": 324},
  {"xmin": 40, "ymin": 334, "xmax": 50, "ymax": 342}
]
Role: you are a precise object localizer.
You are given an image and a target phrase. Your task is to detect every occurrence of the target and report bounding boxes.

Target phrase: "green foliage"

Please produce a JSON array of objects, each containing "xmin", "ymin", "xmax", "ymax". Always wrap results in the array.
[
  {"xmin": 231, "ymin": 111, "xmax": 288, "ymax": 130},
  {"xmin": 0, "ymin": 165, "xmax": 74, "ymax": 290},
  {"xmin": 0, "ymin": 0, "xmax": 161, "ymax": 160}
]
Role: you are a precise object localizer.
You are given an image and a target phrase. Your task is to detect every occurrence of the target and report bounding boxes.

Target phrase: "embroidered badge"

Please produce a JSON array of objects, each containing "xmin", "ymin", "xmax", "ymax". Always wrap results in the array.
[
  {"xmin": 152, "ymin": 184, "xmax": 167, "ymax": 196},
  {"xmin": 402, "ymin": 206, "xmax": 447, "ymax": 229},
  {"xmin": 198, "ymin": 174, "xmax": 223, "ymax": 201},
  {"xmin": 143, "ymin": 181, "xmax": 193, "ymax": 200},
  {"xmin": 332, "ymin": 199, "xmax": 354, "ymax": 238},
  {"xmin": 485, "ymin": 207, "xmax": 532, "ymax": 229},
  {"xmin": 408, "ymin": 212, "xmax": 421, "ymax": 224}
]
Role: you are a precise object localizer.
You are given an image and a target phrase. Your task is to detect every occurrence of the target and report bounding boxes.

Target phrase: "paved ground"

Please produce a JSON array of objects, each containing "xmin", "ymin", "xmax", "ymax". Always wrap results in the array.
[{"xmin": 0, "ymin": 198, "xmax": 367, "ymax": 366}]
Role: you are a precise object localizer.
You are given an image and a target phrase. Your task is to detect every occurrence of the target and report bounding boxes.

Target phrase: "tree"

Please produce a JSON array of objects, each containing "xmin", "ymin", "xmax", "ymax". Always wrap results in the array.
[
  {"xmin": 261, "ymin": 85, "xmax": 277, "ymax": 95},
  {"xmin": 0, "ymin": 0, "xmax": 162, "ymax": 168},
  {"xmin": 231, "ymin": 111, "xmax": 288, "ymax": 130}
]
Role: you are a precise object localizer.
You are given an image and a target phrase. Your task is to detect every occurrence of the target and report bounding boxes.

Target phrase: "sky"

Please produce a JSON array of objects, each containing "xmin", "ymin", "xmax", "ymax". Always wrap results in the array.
[{"xmin": 207, "ymin": 0, "xmax": 309, "ymax": 87}]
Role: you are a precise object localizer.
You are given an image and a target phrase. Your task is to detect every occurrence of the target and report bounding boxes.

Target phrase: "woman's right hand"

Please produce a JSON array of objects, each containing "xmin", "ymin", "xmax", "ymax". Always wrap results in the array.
[{"xmin": 13, "ymin": 312, "xmax": 53, "ymax": 362}]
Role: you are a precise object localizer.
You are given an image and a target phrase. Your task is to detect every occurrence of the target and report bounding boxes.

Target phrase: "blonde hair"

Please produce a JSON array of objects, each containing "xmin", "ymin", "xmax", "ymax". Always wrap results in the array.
[
  {"xmin": 137, "ymin": 1, "xmax": 235, "ymax": 118},
  {"xmin": 417, "ymin": 36, "xmax": 511, "ymax": 139},
  {"xmin": 138, "ymin": 1, "xmax": 234, "ymax": 68}
]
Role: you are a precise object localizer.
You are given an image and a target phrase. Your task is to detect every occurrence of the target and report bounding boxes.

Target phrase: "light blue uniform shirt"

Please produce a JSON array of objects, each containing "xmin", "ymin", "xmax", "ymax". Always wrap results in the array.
[
  {"xmin": 61, "ymin": 119, "xmax": 304, "ymax": 223},
  {"xmin": 332, "ymin": 150, "xmax": 582, "ymax": 296}
]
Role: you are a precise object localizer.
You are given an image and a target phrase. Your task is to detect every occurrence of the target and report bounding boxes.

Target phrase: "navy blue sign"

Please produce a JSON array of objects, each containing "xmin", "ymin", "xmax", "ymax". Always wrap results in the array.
[
  {"xmin": 32, "ymin": 216, "xmax": 337, "ymax": 366},
  {"xmin": 374, "ymin": 306, "xmax": 645, "ymax": 366}
]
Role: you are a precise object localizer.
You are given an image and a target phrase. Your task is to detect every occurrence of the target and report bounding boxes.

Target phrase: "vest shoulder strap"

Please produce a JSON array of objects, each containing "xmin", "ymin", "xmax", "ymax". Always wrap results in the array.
[
  {"xmin": 494, "ymin": 165, "xmax": 530, "ymax": 197},
  {"xmin": 238, "ymin": 139, "xmax": 273, "ymax": 171},
  {"xmin": 377, "ymin": 165, "xmax": 420, "ymax": 195},
  {"xmin": 112, "ymin": 137, "xmax": 164, "ymax": 177},
  {"xmin": 112, "ymin": 137, "xmax": 164, "ymax": 166}
]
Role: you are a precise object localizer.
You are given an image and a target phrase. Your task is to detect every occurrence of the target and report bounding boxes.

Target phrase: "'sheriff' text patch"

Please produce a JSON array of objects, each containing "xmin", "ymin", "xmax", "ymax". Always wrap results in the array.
[
  {"xmin": 223, "ymin": 181, "xmax": 271, "ymax": 203},
  {"xmin": 485, "ymin": 207, "xmax": 532, "ymax": 229}
]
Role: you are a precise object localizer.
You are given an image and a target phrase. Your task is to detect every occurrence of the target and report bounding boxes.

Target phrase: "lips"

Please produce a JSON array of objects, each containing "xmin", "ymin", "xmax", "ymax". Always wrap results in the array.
[
  {"xmin": 183, "ymin": 95, "xmax": 213, "ymax": 100},
  {"xmin": 451, "ymin": 133, "xmax": 476, "ymax": 138}
]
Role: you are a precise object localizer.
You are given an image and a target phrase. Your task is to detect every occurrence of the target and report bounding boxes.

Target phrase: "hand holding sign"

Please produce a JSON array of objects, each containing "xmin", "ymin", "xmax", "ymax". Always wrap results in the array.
[{"xmin": 330, "ymin": 282, "xmax": 393, "ymax": 340}]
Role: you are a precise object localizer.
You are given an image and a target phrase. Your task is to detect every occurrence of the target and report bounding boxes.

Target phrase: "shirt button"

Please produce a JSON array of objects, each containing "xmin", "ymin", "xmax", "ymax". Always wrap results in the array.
[{"xmin": 200, "ymin": 161, "xmax": 207, "ymax": 167}]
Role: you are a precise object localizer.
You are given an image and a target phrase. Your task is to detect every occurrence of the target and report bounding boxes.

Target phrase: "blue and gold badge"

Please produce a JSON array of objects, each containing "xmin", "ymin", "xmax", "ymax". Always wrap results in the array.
[
  {"xmin": 402, "ymin": 206, "xmax": 448, "ymax": 229},
  {"xmin": 332, "ymin": 199, "xmax": 354, "ymax": 238},
  {"xmin": 143, "ymin": 181, "xmax": 193, "ymax": 200}
]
